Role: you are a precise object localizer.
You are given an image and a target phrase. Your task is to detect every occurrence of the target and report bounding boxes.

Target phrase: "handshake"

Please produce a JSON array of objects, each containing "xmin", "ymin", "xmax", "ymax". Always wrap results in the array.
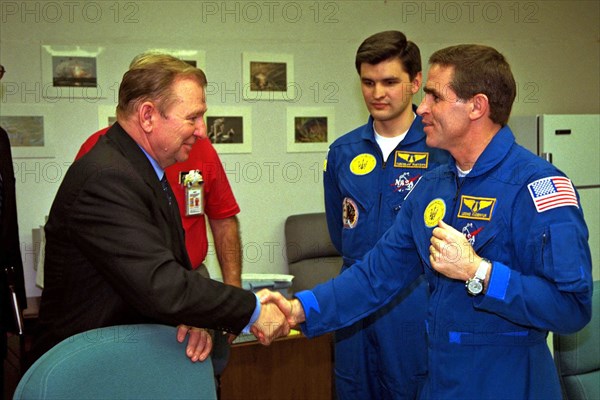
[
  {"xmin": 250, "ymin": 289, "xmax": 306, "ymax": 345},
  {"xmin": 179, "ymin": 290, "xmax": 305, "ymax": 362}
]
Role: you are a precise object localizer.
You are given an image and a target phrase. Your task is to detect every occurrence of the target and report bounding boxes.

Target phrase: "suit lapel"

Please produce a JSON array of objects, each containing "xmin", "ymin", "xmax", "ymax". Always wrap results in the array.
[{"xmin": 104, "ymin": 123, "xmax": 192, "ymax": 269}]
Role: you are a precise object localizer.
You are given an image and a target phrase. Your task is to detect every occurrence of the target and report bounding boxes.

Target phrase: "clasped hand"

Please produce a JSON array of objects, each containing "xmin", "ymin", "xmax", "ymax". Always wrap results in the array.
[
  {"xmin": 249, "ymin": 289, "xmax": 294, "ymax": 345},
  {"xmin": 253, "ymin": 289, "xmax": 306, "ymax": 342},
  {"xmin": 429, "ymin": 220, "xmax": 481, "ymax": 281}
]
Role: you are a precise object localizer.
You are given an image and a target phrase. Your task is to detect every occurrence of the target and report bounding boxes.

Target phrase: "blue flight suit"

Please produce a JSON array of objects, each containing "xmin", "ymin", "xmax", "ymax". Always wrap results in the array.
[
  {"xmin": 302, "ymin": 126, "xmax": 593, "ymax": 399},
  {"xmin": 323, "ymin": 112, "xmax": 448, "ymax": 399}
]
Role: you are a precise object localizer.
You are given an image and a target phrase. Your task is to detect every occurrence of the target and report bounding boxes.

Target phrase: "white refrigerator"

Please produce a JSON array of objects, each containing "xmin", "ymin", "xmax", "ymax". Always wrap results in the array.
[{"xmin": 509, "ymin": 114, "xmax": 600, "ymax": 280}]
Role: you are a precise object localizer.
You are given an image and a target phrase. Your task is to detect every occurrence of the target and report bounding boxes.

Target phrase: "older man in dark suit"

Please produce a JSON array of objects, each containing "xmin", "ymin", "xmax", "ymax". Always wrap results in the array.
[
  {"xmin": 30, "ymin": 54, "xmax": 288, "ymax": 364},
  {"xmin": 1, "ymin": 62, "xmax": 27, "ymax": 397}
]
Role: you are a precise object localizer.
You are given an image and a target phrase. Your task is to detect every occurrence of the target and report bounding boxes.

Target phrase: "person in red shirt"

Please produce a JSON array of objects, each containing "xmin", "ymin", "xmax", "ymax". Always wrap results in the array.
[
  {"xmin": 75, "ymin": 126, "xmax": 242, "ymax": 378},
  {"xmin": 76, "ymin": 128, "xmax": 241, "ymax": 283}
]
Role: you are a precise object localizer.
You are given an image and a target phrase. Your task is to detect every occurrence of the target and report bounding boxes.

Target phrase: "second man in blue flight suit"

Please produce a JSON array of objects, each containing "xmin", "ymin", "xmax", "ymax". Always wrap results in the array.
[{"xmin": 323, "ymin": 31, "xmax": 448, "ymax": 399}]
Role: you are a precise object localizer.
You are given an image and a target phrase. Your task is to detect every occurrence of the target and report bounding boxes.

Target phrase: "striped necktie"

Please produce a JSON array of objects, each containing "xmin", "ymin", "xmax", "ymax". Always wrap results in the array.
[{"xmin": 160, "ymin": 174, "xmax": 173, "ymax": 206}]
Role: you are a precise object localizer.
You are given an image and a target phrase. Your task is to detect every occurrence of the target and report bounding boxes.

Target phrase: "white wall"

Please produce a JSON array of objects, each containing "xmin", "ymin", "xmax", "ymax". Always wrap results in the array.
[{"xmin": 1, "ymin": 0, "xmax": 598, "ymax": 296}]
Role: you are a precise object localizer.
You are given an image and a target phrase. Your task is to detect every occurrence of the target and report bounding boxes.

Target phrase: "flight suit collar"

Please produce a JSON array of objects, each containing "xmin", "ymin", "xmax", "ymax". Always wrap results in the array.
[
  {"xmin": 361, "ymin": 104, "xmax": 425, "ymax": 146},
  {"xmin": 448, "ymin": 125, "xmax": 516, "ymax": 178}
]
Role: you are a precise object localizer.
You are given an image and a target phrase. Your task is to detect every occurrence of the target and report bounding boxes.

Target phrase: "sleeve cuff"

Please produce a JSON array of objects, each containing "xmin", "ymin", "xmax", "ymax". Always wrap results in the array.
[
  {"xmin": 241, "ymin": 293, "xmax": 261, "ymax": 334},
  {"xmin": 485, "ymin": 261, "xmax": 511, "ymax": 300},
  {"xmin": 295, "ymin": 290, "xmax": 321, "ymax": 319},
  {"xmin": 295, "ymin": 290, "xmax": 322, "ymax": 336}
]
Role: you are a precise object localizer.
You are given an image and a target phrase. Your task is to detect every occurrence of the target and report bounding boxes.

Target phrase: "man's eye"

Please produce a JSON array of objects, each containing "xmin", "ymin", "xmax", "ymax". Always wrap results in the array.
[{"xmin": 426, "ymin": 93, "xmax": 440, "ymax": 103}]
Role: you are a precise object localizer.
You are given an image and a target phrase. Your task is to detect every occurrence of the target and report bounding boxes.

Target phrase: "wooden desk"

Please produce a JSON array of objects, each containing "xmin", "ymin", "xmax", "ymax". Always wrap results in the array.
[{"xmin": 220, "ymin": 332, "xmax": 334, "ymax": 400}]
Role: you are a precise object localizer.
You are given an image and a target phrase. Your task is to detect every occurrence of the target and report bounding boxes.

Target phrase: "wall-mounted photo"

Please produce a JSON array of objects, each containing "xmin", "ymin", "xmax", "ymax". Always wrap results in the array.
[
  {"xmin": 52, "ymin": 56, "xmax": 97, "ymax": 87},
  {"xmin": 208, "ymin": 116, "xmax": 243, "ymax": 144},
  {"xmin": 1, "ymin": 116, "xmax": 44, "ymax": 146},
  {"xmin": 1, "ymin": 104, "xmax": 54, "ymax": 158},
  {"xmin": 287, "ymin": 107, "xmax": 335, "ymax": 153},
  {"xmin": 242, "ymin": 52, "xmax": 295, "ymax": 101},
  {"xmin": 206, "ymin": 106, "xmax": 252, "ymax": 153},
  {"xmin": 41, "ymin": 45, "xmax": 105, "ymax": 100}
]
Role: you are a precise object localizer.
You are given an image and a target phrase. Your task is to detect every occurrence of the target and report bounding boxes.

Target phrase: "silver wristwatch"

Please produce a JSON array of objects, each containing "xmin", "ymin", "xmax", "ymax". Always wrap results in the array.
[{"xmin": 466, "ymin": 258, "xmax": 491, "ymax": 296}]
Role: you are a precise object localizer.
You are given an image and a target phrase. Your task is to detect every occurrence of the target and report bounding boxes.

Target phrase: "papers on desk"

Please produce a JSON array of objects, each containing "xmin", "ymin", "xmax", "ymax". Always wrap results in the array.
[
  {"xmin": 240, "ymin": 273, "xmax": 294, "ymax": 292},
  {"xmin": 215, "ymin": 273, "xmax": 295, "ymax": 297},
  {"xmin": 232, "ymin": 329, "xmax": 301, "ymax": 345}
]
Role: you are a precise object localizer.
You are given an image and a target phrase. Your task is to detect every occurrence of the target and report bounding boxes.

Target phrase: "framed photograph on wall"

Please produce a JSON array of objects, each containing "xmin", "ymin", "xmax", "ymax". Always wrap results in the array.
[
  {"xmin": 206, "ymin": 106, "xmax": 252, "ymax": 153},
  {"xmin": 287, "ymin": 107, "xmax": 335, "ymax": 153},
  {"xmin": 144, "ymin": 48, "xmax": 206, "ymax": 71},
  {"xmin": 242, "ymin": 52, "xmax": 295, "ymax": 101},
  {"xmin": 41, "ymin": 45, "xmax": 106, "ymax": 100},
  {"xmin": 0, "ymin": 104, "xmax": 54, "ymax": 158}
]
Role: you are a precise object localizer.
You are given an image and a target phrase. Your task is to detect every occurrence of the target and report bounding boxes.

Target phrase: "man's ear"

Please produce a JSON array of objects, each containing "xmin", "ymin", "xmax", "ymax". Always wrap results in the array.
[
  {"xmin": 411, "ymin": 71, "xmax": 422, "ymax": 94},
  {"xmin": 470, "ymin": 93, "xmax": 489, "ymax": 120},
  {"xmin": 139, "ymin": 102, "xmax": 155, "ymax": 133}
]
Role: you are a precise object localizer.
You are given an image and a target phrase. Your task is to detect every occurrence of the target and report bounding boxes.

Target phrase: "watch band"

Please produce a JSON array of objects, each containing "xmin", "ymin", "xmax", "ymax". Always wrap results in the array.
[
  {"xmin": 475, "ymin": 258, "xmax": 491, "ymax": 281},
  {"xmin": 465, "ymin": 258, "xmax": 491, "ymax": 296}
]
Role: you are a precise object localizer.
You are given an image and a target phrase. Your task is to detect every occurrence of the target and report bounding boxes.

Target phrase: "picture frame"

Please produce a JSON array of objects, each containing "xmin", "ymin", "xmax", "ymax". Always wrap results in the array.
[
  {"xmin": 286, "ymin": 107, "xmax": 335, "ymax": 153},
  {"xmin": 205, "ymin": 106, "xmax": 252, "ymax": 153},
  {"xmin": 1, "ymin": 104, "xmax": 55, "ymax": 158},
  {"xmin": 41, "ymin": 45, "xmax": 106, "ymax": 100},
  {"xmin": 242, "ymin": 52, "xmax": 295, "ymax": 101}
]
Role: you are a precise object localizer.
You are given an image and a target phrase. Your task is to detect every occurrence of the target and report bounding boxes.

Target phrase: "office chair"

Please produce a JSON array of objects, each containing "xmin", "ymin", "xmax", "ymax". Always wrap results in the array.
[
  {"xmin": 553, "ymin": 280, "xmax": 599, "ymax": 400},
  {"xmin": 13, "ymin": 324, "xmax": 217, "ymax": 400},
  {"xmin": 285, "ymin": 212, "xmax": 342, "ymax": 293}
]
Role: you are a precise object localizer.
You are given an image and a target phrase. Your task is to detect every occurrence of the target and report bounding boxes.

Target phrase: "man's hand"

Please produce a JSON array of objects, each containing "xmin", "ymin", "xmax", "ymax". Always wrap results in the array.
[
  {"xmin": 429, "ymin": 220, "xmax": 481, "ymax": 281},
  {"xmin": 258, "ymin": 290, "xmax": 306, "ymax": 328},
  {"xmin": 250, "ymin": 289, "xmax": 291, "ymax": 345},
  {"xmin": 176, "ymin": 325, "xmax": 213, "ymax": 362}
]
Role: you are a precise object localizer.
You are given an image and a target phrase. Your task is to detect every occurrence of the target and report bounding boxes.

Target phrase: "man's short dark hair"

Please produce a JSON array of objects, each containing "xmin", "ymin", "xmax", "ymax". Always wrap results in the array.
[
  {"xmin": 429, "ymin": 44, "xmax": 516, "ymax": 125},
  {"xmin": 355, "ymin": 31, "xmax": 421, "ymax": 81}
]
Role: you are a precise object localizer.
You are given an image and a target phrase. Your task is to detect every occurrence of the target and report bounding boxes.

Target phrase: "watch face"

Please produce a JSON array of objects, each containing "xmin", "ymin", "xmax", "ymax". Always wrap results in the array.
[{"xmin": 467, "ymin": 278, "xmax": 483, "ymax": 295}]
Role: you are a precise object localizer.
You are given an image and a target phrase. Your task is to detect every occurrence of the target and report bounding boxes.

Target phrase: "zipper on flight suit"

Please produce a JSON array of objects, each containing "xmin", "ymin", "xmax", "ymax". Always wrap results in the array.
[
  {"xmin": 430, "ymin": 171, "xmax": 464, "ymax": 338},
  {"xmin": 453, "ymin": 174, "xmax": 465, "ymax": 203},
  {"xmin": 372, "ymin": 141, "xmax": 387, "ymax": 236}
]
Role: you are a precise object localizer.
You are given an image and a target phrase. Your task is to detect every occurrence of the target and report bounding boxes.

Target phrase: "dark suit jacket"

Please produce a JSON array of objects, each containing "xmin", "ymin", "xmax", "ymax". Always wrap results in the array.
[
  {"xmin": 32, "ymin": 123, "xmax": 255, "ymax": 361},
  {"xmin": 0, "ymin": 127, "xmax": 27, "ymax": 354}
]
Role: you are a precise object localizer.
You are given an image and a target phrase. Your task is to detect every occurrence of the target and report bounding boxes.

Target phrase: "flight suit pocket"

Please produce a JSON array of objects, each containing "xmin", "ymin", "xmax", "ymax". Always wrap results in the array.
[{"xmin": 541, "ymin": 222, "xmax": 587, "ymax": 291}]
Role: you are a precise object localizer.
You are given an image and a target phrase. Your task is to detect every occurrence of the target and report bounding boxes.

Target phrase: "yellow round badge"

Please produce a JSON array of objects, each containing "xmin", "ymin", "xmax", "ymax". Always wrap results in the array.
[
  {"xmin": 424, "ymin": 198, "xmax": 446, "ymax": 228},
  {"xmin": 350, "ymin": 154, "xmax": 377, "ymax": 176}
]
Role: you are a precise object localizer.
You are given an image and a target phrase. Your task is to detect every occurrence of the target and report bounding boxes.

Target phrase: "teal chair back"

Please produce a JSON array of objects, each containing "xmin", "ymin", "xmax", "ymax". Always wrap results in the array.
[
  {"xmin": 553, "ymin": 280, "xmax": 600, "ymax": 400},
  {"xmin": 14, "ymin": 324, "xmax": 217, "ymax": 400}
]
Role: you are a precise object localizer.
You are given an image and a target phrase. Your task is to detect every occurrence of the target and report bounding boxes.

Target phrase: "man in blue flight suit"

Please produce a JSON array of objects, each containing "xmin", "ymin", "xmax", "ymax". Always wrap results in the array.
[
  {"xmin": 323, "ymin": 31, "xmax": 447, "ymax": 399},
  {"xmin": 266, "ymin": 44, "xmax": 593, "ymax": 399}
]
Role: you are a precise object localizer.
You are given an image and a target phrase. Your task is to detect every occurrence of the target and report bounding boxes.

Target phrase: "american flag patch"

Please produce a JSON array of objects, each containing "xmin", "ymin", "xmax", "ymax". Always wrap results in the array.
[{"xmin": 527, "ymin": 176, "xmax": 579, "ymax": 213}]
